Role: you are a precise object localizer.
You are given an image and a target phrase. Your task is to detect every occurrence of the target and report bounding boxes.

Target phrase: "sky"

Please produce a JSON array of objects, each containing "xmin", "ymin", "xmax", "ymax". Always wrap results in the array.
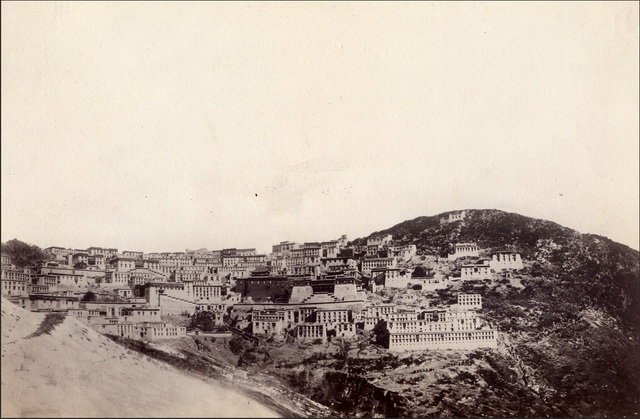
[{"xmin": 2, "ymin": 2, "xmax": 639, "ymax": 254}]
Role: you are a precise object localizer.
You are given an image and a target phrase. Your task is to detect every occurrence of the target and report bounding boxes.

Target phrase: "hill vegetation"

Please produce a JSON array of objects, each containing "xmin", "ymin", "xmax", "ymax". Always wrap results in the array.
[
  {"xmin": 1, "ymin": 238, "xmax": 52, "ymax": 268},
  {"xmin": 351, "ymin": 209, "xmax": 640, "ymax": 417}
]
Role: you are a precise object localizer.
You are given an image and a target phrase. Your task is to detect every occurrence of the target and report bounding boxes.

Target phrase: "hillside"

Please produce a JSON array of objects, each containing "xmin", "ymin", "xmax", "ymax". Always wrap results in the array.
[
  {"xmin": 349, "ymin": 209, "xmax": 640, "ymax": 417},
  {"xmin": 1, "ymin": 299, "xmax": 282, "ymax": 418}
]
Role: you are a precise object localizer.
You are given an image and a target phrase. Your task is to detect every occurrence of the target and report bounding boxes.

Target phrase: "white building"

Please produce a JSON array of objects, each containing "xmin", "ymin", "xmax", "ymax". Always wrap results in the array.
[
  {"xmin": 387, "ymin": 303, "xmax": 496, "ymax": 351},
  {"xmin": 441, "ymin": 211, "xmax": 466, "ymax": 224},
  {"xmin": 461, "ymin": 260, "xmax": 492, "ymax": 280},
  {"xmin": 252, "ymin": 308, "xmax": 296, "ymax": 337},
  {"xmin": 1, "ymin": 253, "xmax": 13, "ymax": 267},
  {"xmin": 362, "ymin": 304, "xmax": 397, "ymax": 331},
  {"xmin": 388, "ymin": 244, "xmax": 417, "ymax": 261},
  {"xmin": 388, "ymin": 329, "xmax": 497, "ymax": 351},
  {"xmin": 490, "ymin": 252, "xmax": 523, "ymax": 271},
  {"xmin": 122, "ymin": 251, "xmax": 144, "ymax": 260},
  {"xmin": 296, "ymin": 323, "xmax": 327, "ymax": 343},
  {"xmin": 316, "ymin": 308, "xmax": 350, "ymax": 325},
  {"xmin": 367, "ymin": 234, "xmax": 393, "ymax": 247},
  {"xmin": 98, "ymin": 321, "xmax": 186, "ymax": 340},
  {"xmin": 145, "ymin": 281, "xmax": 223, "ymax": 315},
  {"xmin": 448, "ymin": 243, "xmax": 480, "ymax": 260},
  {"xmin": 361, "ymin": 257, "xmax": 397, "ymax": 275},
  {"xmin": 457, "ymin": 293, "xmax": 482, "ymax": 309}
]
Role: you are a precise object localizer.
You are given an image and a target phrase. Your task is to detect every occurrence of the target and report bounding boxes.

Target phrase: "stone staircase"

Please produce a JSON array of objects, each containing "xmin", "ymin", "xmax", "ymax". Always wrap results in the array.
[{"xmin": 298, "ymin": 293, "xmax": 342, "ymax": 304}]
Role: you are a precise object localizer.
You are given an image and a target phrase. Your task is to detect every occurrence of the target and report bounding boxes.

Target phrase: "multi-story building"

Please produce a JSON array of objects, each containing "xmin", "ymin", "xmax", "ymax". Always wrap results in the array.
[
  {"xmin": 33, "ymin": 274, "xmax": 58, "ymax": 290},
  {"xmin": 87, "ymin": 247, "xmax": 118, "ymax": 258},
  {"xmin": 1, "ymin": 268, "xmax": 33, "ymax": 283},
  {"xmin": 69, "ymin": 253, "xmax": 90, "ymax": 267},
  {"xmin": 44, "ymin": 246, "xmax": 76, "ymax": 261},
  {"xmin": 252, "ymin": 308, "xmax": 297, "ymax": 337},
  {"xmin": 140, "ymin": 259, "xmax": 161, "ymax": 271},
  {"xmin": 367, "ymin": 234, "xmax": 393, "ymax": 247},
  {"xmin": 120, "ymin": 307, "xmax": 162, "ymax": 322},
  {"xmin": 105, "ymin": 270, "xmax": 130, "ymax": 286},
  {"xmin": 159, "ymin": 256, "xmax": 192, "ymax": 268},
  {"xmin": 361, "ymin": 257, "xmax": 397, "ymax": 274},
  {"xmin": 52, "ymin": 272, "xmax": 88, "ymax": 288},
  {"xmin": 457, "ymin": 293, "xmax": 482, "ymax": 309},
  {"xmin": 320, "ymin": 257, "xmax": 358, "ymax": 272},
  {"xmin": 320, "ymin": 241, "xmax": 340, "ymax": 258},
  {"xmin": 387, "ymin": 303, "xmax": 495, "ymax": 351},
  {"xmin": 236, "ymin": 248, "xmax": 257, "ymax": 257},
  {"xmin": 388, "ymin": 329, "xmax": 496, "ymax": 351},
  {"xmin": 1, "ymin": 277, "xmax": 28, "ymax": 297},
  {"xmin": 461, "ymin": 260, "xmax": 492, "ymax": 280},
  {"xmin": 440, "ymin": 211, "xmax": 466, "ymax": 224},
  {"xmin": 16, "ymin": 294, "xmax": 80, "ymax": 312},
  {"xmin": 1, "ymin": 253, "xmax": 12, "ymax": 267},
  {"xmin": 128, "ymin": 268, "xmax": 167, "ymax": 286},
  {"xmin": 296, "ymin": 323, "xmax": 327, "ymax": 343},
  {"xmin": 334, "ymin": 322, "xmax": 356, "ymax": 339},
  {"xmin": 272, "ymin": 241, "xmax": 299, "ymax": 256},
  {"xmin": 362, "ymin": 304, "xmax": 397, "ymax": 331},
  {"xmin": 366, "ymin": 244, "xmax": 382, "ymax": 258},
  {"xmin": 290, "ymin": 247, "xmax": 322, "ymax": 261},
  {"xmin": 388, "ymin": 244, "xmax": 417, "ymax": 261},
  {"xmin": 371, "ymin": 268, "xmax": 407, "ymax": 289},
  {"xmin": 419, "ymin": 276, "xmax": 450, "ymax": 292},
  {"xmin": 112, "ymin": 258, "xmax": 136, "ymax": 272},
  {"xmin": 122, "ymin": 251, "xmax": 144, "ymax": 260},
  {"xmin": 315, "ymin": 308, "xmax": 350, "ymax": 325},
  {"xmin": 448, "ymin": 243, "xmax": 481, "ymax": 260},
  {"xmin": 98, "ymin": 321, "xmax": 186, "ymax": 340},
  {"xmin": 490, "ymin": 252, "xmax": 524, "ymax": 271},
  {"xmin": 235, "ymin": 276, "xmax": 294, "ymax": 303},
  {"xmin": 144, "ymin": 281, "xmax": 224, "ymax": 315}
]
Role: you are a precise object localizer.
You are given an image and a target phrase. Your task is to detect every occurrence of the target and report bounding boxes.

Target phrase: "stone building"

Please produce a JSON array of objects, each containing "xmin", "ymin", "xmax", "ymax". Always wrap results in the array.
[
  {"xmin": 296, "ymin": 323, "xmax": 327, "ymax": 343},
  {"xmin": 490, "ymin": 252, "xmax": 523, "ymax": 271},
  {"xmin": 388, "ymin": 329, "xmax": 496, "ymax": 351},
  {"xmin": 448, "ymin": 243, "xmax": 480, "ymax": 260},
  {"xmin": 457, "ymin": 293, "xmax": 482, "ymax": 309},
  {"xmin": 461, "ymin": 259, "xmax": 492, "ymax": 280},
  {"xmin": 440, "ymin": 210, "xmax": 466, "ymax": 224}
]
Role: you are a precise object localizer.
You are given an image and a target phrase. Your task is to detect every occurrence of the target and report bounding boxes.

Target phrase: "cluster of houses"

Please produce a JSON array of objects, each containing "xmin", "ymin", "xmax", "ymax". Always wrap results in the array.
[{"xmin": 1, "ymin": 213, "xmax": 524, "ymax": 351}]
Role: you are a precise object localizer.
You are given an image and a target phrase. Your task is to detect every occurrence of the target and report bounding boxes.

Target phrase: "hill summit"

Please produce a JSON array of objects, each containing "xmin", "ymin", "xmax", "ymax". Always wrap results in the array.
[{"xmin": 359, "ymin": 208, "xmax": 634, "ymax": 257}]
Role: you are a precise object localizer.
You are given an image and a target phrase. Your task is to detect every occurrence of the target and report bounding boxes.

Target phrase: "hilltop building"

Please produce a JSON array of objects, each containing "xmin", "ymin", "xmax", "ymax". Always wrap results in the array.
[{"xmin": 440, "ymin": 211, "xmax": 466, "ymax": 224}]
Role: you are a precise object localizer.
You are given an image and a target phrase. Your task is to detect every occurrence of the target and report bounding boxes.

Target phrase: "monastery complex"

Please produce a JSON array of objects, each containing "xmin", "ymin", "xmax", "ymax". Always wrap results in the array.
[{"xmin": 2, "ymin": 211, "xmax": 526, "ymax": 352}]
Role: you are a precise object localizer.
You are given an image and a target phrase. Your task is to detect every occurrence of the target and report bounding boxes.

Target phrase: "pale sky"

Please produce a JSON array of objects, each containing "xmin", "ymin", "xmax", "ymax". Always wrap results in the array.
[{"xmin": 2, "ymin": 2, "xmax": 639, "ymax": 254}]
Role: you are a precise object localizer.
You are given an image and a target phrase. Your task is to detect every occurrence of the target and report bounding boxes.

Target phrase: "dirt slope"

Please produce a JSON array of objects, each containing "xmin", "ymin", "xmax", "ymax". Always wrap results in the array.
[{"xmin": 1, "ymin": 299, "xmax": 281, "ymax": 418}]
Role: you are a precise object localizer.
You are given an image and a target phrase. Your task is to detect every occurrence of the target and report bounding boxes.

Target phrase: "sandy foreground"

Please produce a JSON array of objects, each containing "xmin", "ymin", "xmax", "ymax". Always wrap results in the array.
[{"xmin": 1, "ymin": 299, "xmax": 281, "ymax": 418}]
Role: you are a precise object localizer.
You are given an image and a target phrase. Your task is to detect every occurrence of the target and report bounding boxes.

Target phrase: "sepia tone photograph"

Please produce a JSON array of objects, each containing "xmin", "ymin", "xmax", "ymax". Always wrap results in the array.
[{"xmin": 1, "ymin": 2, "xmax": 639, "ymax": 417}]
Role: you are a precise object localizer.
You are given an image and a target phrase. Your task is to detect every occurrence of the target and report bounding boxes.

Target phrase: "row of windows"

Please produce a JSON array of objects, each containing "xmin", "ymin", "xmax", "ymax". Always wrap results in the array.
[{"xmin": 390, "ymin": 331, "xmax": 495, "ymax": 343}]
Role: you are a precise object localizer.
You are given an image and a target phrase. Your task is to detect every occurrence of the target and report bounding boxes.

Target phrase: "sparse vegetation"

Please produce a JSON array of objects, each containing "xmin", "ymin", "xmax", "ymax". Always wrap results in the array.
[
  {"xmin": 25, "ymin": 313, "xmax": 67, "ymax": 339},
  {"xmin": 81, "ymin": 291, "xmax": 97, "ymax": 302}
]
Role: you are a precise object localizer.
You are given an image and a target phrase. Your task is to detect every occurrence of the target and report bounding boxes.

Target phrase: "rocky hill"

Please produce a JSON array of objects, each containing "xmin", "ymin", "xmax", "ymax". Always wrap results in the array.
[{"xmin": 349, "ymin": 209, "xmax": 640, "ymax": 417}]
